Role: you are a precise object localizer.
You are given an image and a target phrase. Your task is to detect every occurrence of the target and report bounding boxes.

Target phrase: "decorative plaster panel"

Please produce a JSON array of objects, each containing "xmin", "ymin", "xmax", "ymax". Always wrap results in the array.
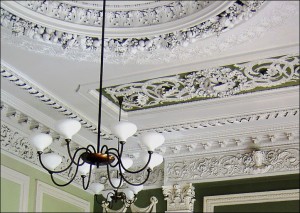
[
  {"xmin": 165, "ymin": 147, "xmax": 299, "ymax": 185},
  {"xmin": 105, "ymin": 55, "xmax": 299, "ymax": 110}
]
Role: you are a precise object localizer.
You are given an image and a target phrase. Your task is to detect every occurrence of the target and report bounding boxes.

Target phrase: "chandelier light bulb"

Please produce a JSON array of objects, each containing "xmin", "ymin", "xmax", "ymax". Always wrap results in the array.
[
  {"xmin": 111, "ymin": 121, "xmax": 137, "ymax": 141},
  {"xmin": 41, "ymin": 153, "xmax": 62, "ymax": 170},
  {"xmin": 142, "ymin": 153, "xmax": 163, "ymax": 170},
  {"xmin": 123, "ymin": 188, "xmax": 135, "ymax": 200},
  {"xmin": 55, "ymin": 119, "xmax": 81, "ymax": 140},
  {"xmin": 111, "ymin": 177, "xmax": 123, "ymax": 187},
  {"xmin": 78, "ymin": 163, "xmax": 95, "ymax": 176},
  {"xmin": 30, "ymin": 133, "xmax": 53, "ymax": 152},
  {"xmin": 90, "ymin": 183, "xmax": 105, "ymax": 194},
  {"xmin": 141, "ymin": 132, "xmax": 165, "ymax": 151},
  {"xmin": 128, "ymin": 184, "xmax": 144, "ymax": 194}
]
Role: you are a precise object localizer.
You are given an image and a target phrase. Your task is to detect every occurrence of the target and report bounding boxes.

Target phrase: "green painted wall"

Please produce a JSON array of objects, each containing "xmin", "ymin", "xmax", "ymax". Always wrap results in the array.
[
  {"xmin": 1, "ymin": 153, "xmax": 94, "ymax": 212},
  {"xmin": 42, "ymin": 194, "xmax": 85, "ymax": 212},
  {"xmin": 193, "ymin": 174, "xmax": 300, "ymax": 213},
  {"xmin": 1, "ymin": 177, "xmax": 21, "ymax": 212}
]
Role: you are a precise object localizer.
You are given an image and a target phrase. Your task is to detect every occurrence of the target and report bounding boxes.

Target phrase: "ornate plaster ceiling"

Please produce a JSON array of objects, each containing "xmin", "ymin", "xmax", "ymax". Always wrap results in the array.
[{"xmin": 1, "ymin": 1, "xmax": 299, "ymax": 190}]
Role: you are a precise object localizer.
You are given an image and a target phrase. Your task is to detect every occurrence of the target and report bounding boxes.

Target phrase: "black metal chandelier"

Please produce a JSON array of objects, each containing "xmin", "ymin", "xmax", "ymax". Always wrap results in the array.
[{"xmin": 30, "ymin": 0, "xmax": 164, "ymax": 206}]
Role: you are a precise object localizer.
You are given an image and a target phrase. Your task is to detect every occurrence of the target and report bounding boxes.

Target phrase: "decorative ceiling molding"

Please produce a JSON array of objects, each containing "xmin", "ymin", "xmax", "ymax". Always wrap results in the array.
[
  {"xmin": 105, "ymin": 54, "xmax": 299, "ymax": 110},
  {"xmin": 15, "ymin": 1, "xmax": 213, "ymax": 28},
  {"xmin": 1, "ymin": 1, "xmax": 297, "ymax": 64},
  {"xmin": 164, "ymin": 145, "xmax": 299, "ymax": 185},
  {"xmin": 0, "ymin": 63, "xmax": 112, "ymax": 139},
  {"xmin": 2, "ymin": 61, "xmax": 298, "ymax": 139},
  {"xmin": 1, "ymin": 1, "xmax": 265, "ymax": 60}
]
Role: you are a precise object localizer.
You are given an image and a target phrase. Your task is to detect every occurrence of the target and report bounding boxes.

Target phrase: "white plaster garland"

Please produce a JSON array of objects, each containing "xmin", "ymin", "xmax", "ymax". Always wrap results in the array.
[
  {"xmin": 17, "ymin": 1, "xmax": 212, "ymax": 28},
  {"xmin": 1, "ymin": 1, "xmax": 264, "ymax": 56},
  {"xmin": 105, "ymin": 55, "xmax": 300, "ymax": 110}
]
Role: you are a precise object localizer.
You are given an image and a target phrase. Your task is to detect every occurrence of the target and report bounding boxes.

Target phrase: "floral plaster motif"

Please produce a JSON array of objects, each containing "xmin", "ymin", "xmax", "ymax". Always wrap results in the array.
[
  {"xmin": 1, "ymin": 1, "xmax": 264, "ymax": 55},
  {"xmin": 17, "ymin": 1, "xmax": 212, "ymax": 27},
  {"xmin": 105, "ymin": 55, "xmax": 300, "ymax": 110},
  {"xmin": 165, "ymin": 148, "xmax": 299, "ymax": 183}
]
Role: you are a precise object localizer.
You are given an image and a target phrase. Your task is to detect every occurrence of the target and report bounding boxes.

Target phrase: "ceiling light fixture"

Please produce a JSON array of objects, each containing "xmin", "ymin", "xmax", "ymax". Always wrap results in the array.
[{"xmin": 29, "ymin": 0, "xmax": 164, "ymax": 207}]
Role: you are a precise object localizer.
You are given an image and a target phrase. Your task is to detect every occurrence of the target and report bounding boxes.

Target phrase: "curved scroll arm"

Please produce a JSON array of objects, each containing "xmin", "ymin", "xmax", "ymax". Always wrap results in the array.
[
  {"xmin": 37, "ymin": 146, "xmax": 92, "ymax": 174},
  {"xmin": 81, "ymin": 162, "xmax": 94, "ymax": 190},
  {"xmin": 119, "ymin": 168, "xmax": 152, "ymax": 186},
  {"xmin": 119, "ymin": 151, "xmax": 153, "ymax": 174},
  {"xmin": 48, "ymin": 153, "xmax": 83, "ymax": 187}
]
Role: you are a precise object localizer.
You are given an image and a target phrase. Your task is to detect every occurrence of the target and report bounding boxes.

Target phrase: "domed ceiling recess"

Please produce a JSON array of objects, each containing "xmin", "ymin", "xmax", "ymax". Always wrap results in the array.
[{"xmin": 1, "ymin": 0, "xmax": 265, "ymax": 63}]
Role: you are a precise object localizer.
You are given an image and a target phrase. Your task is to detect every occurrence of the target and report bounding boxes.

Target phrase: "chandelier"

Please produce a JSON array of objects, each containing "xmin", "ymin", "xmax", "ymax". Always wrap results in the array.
[{"xmin": 29, "ymin": 0, "xmax": 164, "ymax": 206}]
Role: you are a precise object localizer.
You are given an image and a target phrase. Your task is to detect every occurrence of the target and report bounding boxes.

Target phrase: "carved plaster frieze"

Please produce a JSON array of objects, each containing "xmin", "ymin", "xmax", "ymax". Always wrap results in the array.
[
  {"xmin": 2, "ymin": 2, "xmax": 298, "ymax": 64},
  {"xmin": 0, "ymin": 64, "xmax": 111, "ymax": 139},
  {"xmin": 105, "ymin": 55, "xmax": 300, "ymax": 110},
  {"xmin": 162, "ymin": 183, "xmax": 195, "ymax": 212},
  {"xmin": 165, "ymin": 147, "xmax": 299, "ymax": 185},
  {"xmin": 16, "ymin": 1, "xmax": 212, "ymax": 28},
  {"xmin": 1, "ymin": 1, "xmax": 264, "ymax": 57},
  {"xmin": 92, "ymin": 164, "xmax": 164, "ymax": 189}
]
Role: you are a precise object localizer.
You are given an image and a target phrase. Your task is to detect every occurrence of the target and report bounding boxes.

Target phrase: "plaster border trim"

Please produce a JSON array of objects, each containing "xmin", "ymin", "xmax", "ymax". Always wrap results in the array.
[
  {"xmin": 0, "ymin": 165, "xmax": 30, "ymax": 212},
  {"xmin": 35, "ymin": 181, "xmax": 90, "ymax": 212},
  {"xmin": 203, "ymin": 189, "xmax": 300, "ymax": 212}
]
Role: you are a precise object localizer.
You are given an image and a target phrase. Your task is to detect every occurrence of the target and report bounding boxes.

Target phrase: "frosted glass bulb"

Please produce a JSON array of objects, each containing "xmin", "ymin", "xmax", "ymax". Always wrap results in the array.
[
  {"xmin": 78, "ymin": 163, "xmax": 95, "ymax": 176},
  {"xmin": 142, "ymin": 153, "xmax": 163, "ymax": 170},
  {"xmin": 141, "ymin": 132, "xmax": 165, "ymax": 151},
  {"xmin": 30, "ymin": 133, "xmax": 53, "ymax": 152},
  {"xmin": 90, "ymin": 183, "xmax": 105, "ymax": 194},
  {"xmin": 110, "ymin": 121, "xmax": 137, "ymax": 141},
  {"xmin": 111, "ymin": 178, "xmax": 123, "ymax": 188},
  {"xmin": 129, "ymin": 185, "xmax": 144, "ymax": 194},
  {"xmin": 120, "ymin": 157, "xmax": 133, "ymax": 173},
  {"xmin": 41, "ymin": 153, "xmax": 62, "ymax": 170},
  {"xmin": 55, "ymin": 119, "xmax": 81, "ymax": 140},
  {"xmin": 123, "ymin": 188, "xmax": 134, "ymax": 200}
]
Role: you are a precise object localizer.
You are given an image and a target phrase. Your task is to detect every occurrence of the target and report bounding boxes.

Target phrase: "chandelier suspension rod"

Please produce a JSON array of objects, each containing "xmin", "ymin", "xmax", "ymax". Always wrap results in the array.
[{"xmin": 97, "ymin": 0, "xmax": 107, "ymax": 154}]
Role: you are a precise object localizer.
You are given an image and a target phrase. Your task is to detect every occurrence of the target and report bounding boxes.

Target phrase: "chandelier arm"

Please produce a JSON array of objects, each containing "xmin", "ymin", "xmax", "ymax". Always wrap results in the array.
[
  {"xmin": 119, "ymin": 168, "xmax": 152, "ymax": 186},
  {"xmin": 37, "ymin": 147, "xmax": 91, "ymax": 174},
  {"xmin": 107, "ymin": 152, "xmax": 120, "ymax": 168},
  {"xmin": 119, "ymin": 151, "xmax": 153, "ymax": 174},
  {"xmin": 66, "ymin": 142, "xmax": 94, "ymax": 166},
  {"xmin": 48, "ymin": 155, "xmax": 83, "ymax": 187},
  {"xmin": 81, "ymin": 163, "xmax": 93, "ymax": 190},
  {"xmin": 106, "ymin": 163, "xmax": 123, "ymax": 189}
]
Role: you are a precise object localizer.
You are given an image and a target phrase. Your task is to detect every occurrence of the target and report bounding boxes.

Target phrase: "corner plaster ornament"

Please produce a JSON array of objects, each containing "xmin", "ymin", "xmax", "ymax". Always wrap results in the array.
[
  {"xmin": 162, "ymin": 183, "xmax": 195, "ymax": 212},
  {"xmin": 105, "ymin": 55, "xmax": 299, "ymax": 110},
  {"xmin": 165, "ymin": 147, "xmax": 299, "ymax": 183},
  {"xmin": 1, "ymin": 1, "xmax": 264, "ymax": 55}
]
